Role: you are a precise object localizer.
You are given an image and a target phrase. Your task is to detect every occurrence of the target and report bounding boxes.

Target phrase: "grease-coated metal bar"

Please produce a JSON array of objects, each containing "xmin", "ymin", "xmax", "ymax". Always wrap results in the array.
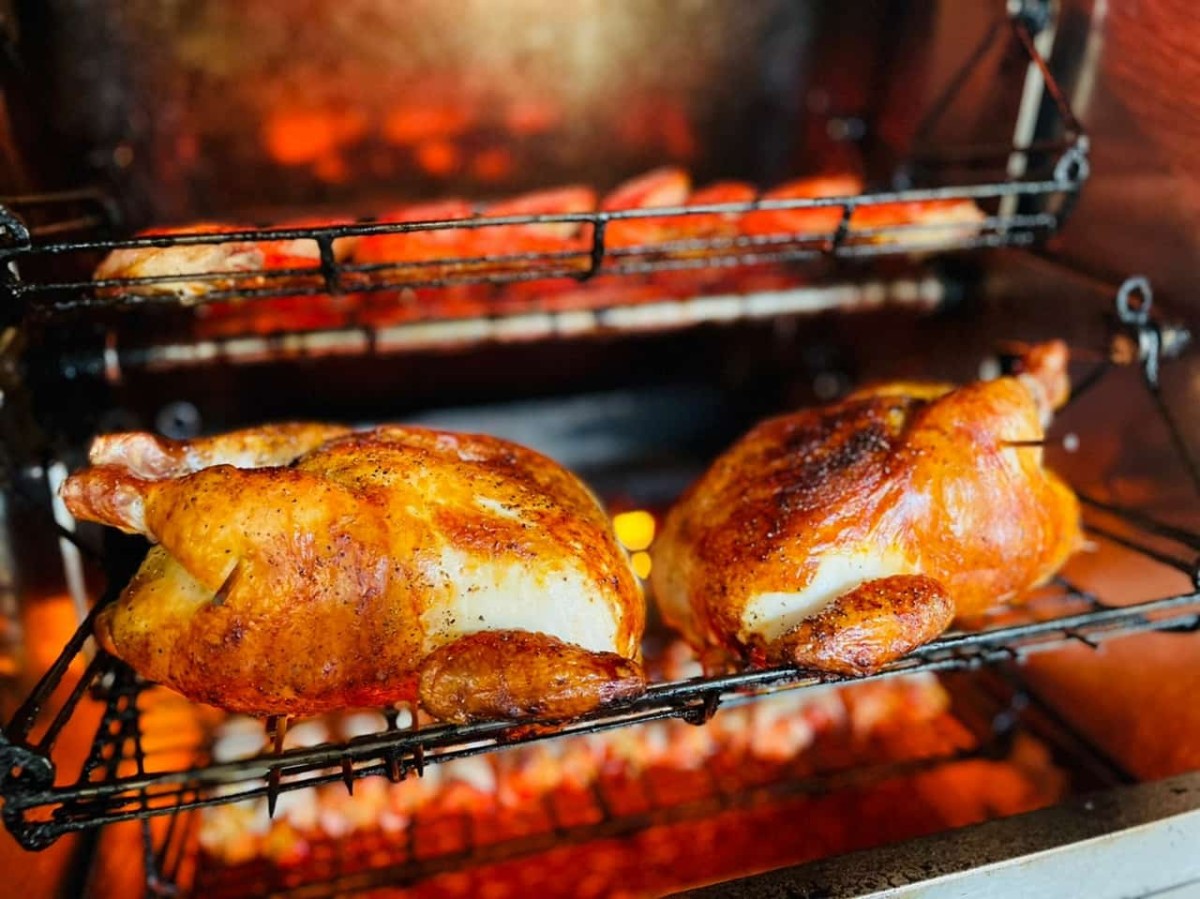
[
  {"xmin": 15, "ymin": 210, "xmax": 1057, "ymax": 301},
  {"xmin": 1079, "ymin": 492, "xmax": 1200, "ymax": 551},
  {"xmin": 1085, "ymin": 522, "xmax": 1197, "ymax": 577},
  {"xmin": 1010, "ymin": 16, "xmax": 1082, "ymax": 138},
  {"xmin": 28, "ymin": 226, "xmax": 1054, "ymax": 316},
  {"xmin": 3, "ymin": 586, "xmax": 116, "ymax": 740},
  {"xmin": 1149, "ymin": 385, "xmax": 1200, "ymax": 497}
]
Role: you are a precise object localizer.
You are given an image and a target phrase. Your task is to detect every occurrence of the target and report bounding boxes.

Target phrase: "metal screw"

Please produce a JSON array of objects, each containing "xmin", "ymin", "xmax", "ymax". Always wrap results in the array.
[{"xmin": 155, "ymin": 401, "xmax": 202, "ymax": 440}]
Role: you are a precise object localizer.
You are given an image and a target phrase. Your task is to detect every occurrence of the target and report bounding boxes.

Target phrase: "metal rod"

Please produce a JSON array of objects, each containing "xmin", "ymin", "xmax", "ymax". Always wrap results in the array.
[
  {"xmin": 1010, "ymin": 15, "xmax": 1083, "ymax": 138},
  {"xmin": 1149, "ymin": 384, "xmax": 1200, "ymax": 497},
  {"xmin": 1079, "ymin": 492, "xmax": 1200, "ymax": 551},
  {"xmin": 2, "ymin": 584, "xmax": 116, "ymax": 740},
  {"xmin": 1084, "ymin": 522, "xmax": 1196, "ymax": 577},
  {"xmin": 35, "ymin": 652, "xmax": 110, "ymax": 752},
  {"xmin": 912, "ymin": 16, "xmax": 1004, "ymax": 149},
  {"xmin": 13, "ymin": 180, "xmax": 1077, "ymax": 261},
  {"xmin": 18, "ymin": 210, "xmax": 1057, "ymax": 302}
]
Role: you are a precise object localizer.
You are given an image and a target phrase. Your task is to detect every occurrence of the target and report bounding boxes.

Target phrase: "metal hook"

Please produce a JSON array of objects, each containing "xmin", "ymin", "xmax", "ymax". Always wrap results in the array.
[
  {"xmin": 1053, "ymin": 141, "xmax": 1091, "ymax": 186},
  {"xmin": 1115, "ymin": 276, "xmax": 1153, "ymax": 326},
  {"xmin": 0, "ymin": 204, "xmax": 32, "ymax": 256},
  {"xmin": 1007, "ymin": 0, "xmax": 1053, "ymax": 34}
]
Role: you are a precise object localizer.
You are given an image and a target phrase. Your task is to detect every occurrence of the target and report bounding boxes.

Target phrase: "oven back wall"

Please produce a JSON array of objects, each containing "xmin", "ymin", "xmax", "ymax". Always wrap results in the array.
[{"xmin": 22, "ymin": 0, "xmax": 824, "ymax": 222}]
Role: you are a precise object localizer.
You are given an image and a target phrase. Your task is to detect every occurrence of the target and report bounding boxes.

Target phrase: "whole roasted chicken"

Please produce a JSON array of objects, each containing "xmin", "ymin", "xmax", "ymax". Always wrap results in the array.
[
  {"xmin": 652, "ymin": 341, "xmax": 1081, "ymax": 676},
  {"xmin": 63, "ymin": 424, "xmax": 645, "ymax": 722}
]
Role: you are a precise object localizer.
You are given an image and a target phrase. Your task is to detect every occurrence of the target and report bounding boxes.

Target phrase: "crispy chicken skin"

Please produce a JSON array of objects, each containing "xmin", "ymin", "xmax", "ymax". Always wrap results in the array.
[
  {"xmin": 652, "ymin": 341, "xmax": 1080, "ymax": 675},
  {"xmin": 419, "ymin": 630, "xmax": 645, "ymax": 723},
  {"xmin": 63, "ymin": 425, "xmax": 644, "ymax": 719}
]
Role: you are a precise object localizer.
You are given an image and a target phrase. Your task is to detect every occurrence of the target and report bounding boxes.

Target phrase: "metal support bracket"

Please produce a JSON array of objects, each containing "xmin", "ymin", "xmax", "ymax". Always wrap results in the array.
[
  {"xmin": 1007, "ymin": 0, "xmax": 1053, "ymax": 35},
  {"xmin": 0, "ymin": 202, "xmax": 30, "ymax": 256},
  {"xmin": 1109, "ymin": 276, "xmax": 1199, "ymax": 496}
]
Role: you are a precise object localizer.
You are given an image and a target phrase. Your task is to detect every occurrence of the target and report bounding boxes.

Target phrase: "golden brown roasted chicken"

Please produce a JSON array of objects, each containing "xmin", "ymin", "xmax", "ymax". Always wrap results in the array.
[
  {"xmin": 63, "ymin": 424, "xmax": 645, "ymax": 722},
  {"xmin": 652, "ymin": 341, "xmax": 1081, "ymax": 676}
]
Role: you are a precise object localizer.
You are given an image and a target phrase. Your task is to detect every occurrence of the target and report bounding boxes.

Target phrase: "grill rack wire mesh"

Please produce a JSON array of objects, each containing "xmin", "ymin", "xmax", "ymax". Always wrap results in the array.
[{"xmin": 1, "ymin": 452, "xmax": 1197, "ymax": 853}]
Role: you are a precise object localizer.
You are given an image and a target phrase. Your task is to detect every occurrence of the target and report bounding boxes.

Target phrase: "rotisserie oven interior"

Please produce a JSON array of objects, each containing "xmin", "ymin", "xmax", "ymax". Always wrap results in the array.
[{"xmin": 0, "ymin": 2, "xmax": 1198, "ymax": 896}]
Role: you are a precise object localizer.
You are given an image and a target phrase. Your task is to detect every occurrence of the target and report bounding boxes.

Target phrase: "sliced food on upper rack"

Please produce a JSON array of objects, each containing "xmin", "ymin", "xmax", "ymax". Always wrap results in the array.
[
  {"xmin": 61, "ymin": 423, "xmax": 645, "ymax": 723},
  {"xmin": 651, "ymin": 341, "xmax": 1082, "ymax": 677},
  {"xmin": 87, "ymin": 167, "xmax": 985, "ymax": 309}
]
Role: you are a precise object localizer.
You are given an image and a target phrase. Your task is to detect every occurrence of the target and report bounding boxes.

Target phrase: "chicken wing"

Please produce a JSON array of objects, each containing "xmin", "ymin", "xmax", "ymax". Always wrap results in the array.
[
  {"xmin": 63, "ymin": 425, "xmax": 645, "ymax": 721},
  {"xmin": 652, "ymin": 341, "xmax": 1080, "ymax": 675}
]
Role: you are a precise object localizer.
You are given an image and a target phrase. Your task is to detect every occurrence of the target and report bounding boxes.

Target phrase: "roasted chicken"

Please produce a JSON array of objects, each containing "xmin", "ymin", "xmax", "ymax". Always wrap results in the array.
[
  {"xmin": 63, "ymin": 424, "xmax": 645, "ymax": 721},
  {"xmin": 652, "ymin": 341, "xmax": 1081, "ymax": 676}
]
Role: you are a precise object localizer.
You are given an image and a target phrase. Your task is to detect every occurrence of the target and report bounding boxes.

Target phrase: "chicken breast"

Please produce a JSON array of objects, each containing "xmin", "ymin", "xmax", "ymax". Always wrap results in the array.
[
  {"xmin": 63, "ymin": 425, "xmax": 644, "ymax": 721},
  {"xmin": 652, "ymin": 342, "xmax": 1081, "ymax": 676}
]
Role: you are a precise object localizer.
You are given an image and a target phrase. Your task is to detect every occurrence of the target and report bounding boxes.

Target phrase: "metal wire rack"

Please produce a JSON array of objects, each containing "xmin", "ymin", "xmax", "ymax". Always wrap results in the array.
[
  {"xmin": 0, "ymin": 279, "xmax": 1198, "ymax": 855},
  {"xmin": 0, "ymin": 15, "xmax": 1086, "ymax": 332},
  {"xmin": 1, "ymin": 503, "xmax": 1197, "ymax": 854}
]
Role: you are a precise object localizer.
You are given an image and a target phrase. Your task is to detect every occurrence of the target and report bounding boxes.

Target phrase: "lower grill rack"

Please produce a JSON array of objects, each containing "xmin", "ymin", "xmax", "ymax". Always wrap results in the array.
[
  {"xmin": 2, "ymin": 281, "xmax": 1197, "ymax": 858},
  {"xmin": 1, "ymin": 521, "xmax": 1197, "ymax": 853}
]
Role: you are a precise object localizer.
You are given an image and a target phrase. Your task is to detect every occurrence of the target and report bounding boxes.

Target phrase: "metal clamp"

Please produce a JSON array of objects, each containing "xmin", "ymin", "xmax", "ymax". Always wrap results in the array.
[
  {"xmin": 1111, "ymin": 276, "xmax": 1191, "ymax": 388},
  {"xmin": 1054, "ymin": 139, "xmax": 1091, "ymax": 186},
  {"xmin": 0, "ymin": 203, "xmax": 31, "ymax": 256},
  {"xmin": 1007, "ymin": 0, "xmax": 1053, "ymax": 35}
]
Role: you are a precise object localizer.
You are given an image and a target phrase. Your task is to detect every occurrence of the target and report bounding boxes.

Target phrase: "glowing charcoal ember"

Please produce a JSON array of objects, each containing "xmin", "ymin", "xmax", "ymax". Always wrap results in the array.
[
  {"xmin": 195, "ymin": 666, "xmax": 959, "ymax": 872},
  {"xmin": 382, "ymin": 104, "xmax": 472, "ymax": 146},
  {"xmin": 340, "ymin": 711, "xmax": 389, "ymax": 740},
  {"xmin": 261, "ymin": 108, "xmax": 367, "ymax": 170}
]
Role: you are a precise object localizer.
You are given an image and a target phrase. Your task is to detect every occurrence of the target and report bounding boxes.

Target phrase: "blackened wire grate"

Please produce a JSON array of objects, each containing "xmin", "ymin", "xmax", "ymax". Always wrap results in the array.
[{"xmin": 1, "ymin": 508, "xmax": 1196, "ymax": 852}]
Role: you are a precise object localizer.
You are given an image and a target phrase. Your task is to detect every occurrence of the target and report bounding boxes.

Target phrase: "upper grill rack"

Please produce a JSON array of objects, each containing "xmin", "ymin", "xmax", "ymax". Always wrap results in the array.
[
  {"xmin": 0, "ymin": 15, "xmax": 1086, "ymax": 327},
  {"xmin": 3, "ymin": 183, "xmax": 1081, "ymax": 315}
]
